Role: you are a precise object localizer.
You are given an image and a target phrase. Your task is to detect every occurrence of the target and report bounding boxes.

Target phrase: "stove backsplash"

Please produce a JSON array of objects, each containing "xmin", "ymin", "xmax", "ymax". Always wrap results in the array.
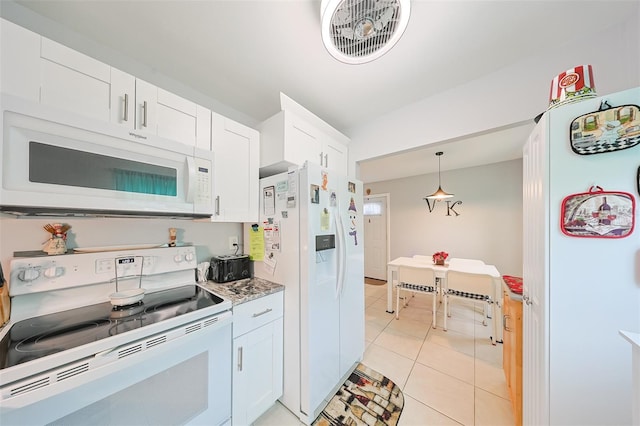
[{"xmin": 0, "ymin": 216, "xmax": 243, "ymax": 285}]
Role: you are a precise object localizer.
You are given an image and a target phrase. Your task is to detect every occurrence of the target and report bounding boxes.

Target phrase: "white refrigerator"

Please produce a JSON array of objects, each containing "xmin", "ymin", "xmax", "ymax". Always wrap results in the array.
[
  {"xmin": 523, "ymin": 86, "xmax": 640, "ymax": 424},
  {"xmin": 246, "ymin": 162, "xmax": 364, "ymax": 424}
]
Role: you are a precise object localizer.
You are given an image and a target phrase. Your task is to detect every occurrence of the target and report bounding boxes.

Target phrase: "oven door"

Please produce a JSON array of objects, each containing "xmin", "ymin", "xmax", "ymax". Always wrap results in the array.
[
  {"xmin": 0, "ymin": 312, "xmax": 232, "ymax": 426},
  {"xmin": 0, "ymin": 95, "xmax": 213, "ymax": 217}
]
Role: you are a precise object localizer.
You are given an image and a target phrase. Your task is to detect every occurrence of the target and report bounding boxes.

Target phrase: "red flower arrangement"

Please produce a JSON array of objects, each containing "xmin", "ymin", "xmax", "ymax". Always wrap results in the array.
[{"xmin": 432, "ymin": 251, "xmax": 449, "ymax": 265}]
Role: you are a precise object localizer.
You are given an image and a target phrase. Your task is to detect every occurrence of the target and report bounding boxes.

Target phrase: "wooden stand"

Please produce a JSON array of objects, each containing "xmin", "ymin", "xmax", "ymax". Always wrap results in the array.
[{"xmin": 503, "ymin": 287, "xmax": 522, "ymax": 426}]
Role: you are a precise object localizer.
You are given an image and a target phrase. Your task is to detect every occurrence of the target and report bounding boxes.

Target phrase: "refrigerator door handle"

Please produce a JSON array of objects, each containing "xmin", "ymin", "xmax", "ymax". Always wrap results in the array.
[{"xmin": 335, "ymin": 205, "xmax": 347, "ymax": 298}]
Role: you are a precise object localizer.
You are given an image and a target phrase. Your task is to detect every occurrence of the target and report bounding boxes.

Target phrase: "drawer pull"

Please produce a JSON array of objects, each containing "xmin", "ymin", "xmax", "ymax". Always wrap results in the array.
[
  {"xmin": 252, "ymin": 308, "xmax": 273, "ymax": 318},
  {"xmin": 503, "ymin": 314, "xmax": 512, "ymax": 332}
]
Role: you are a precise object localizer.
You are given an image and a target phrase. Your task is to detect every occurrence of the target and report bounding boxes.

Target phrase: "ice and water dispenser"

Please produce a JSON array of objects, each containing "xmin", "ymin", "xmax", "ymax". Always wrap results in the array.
[{"xmin": 315, "ymin": 234, "xmax": 337, "ymax": 283}]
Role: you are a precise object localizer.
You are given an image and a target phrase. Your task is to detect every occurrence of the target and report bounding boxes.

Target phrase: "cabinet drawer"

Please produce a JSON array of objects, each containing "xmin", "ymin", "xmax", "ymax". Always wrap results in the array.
[{"xmin": 233, "ymin": 292, "xmax": 283, "ymax": 338}]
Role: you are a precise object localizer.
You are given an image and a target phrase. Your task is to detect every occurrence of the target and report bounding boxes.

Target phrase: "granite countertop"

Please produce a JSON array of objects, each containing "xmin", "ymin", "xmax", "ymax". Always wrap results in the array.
[{"xmin": 201, "ymin": 277, "xmax": 284, "ymax": 306}]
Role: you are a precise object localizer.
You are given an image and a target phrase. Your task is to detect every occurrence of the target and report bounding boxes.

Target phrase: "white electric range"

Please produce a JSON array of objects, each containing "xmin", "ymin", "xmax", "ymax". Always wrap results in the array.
[{"xmin": 0, "ymin": 245, "xmax": 232, "ymax": 426}]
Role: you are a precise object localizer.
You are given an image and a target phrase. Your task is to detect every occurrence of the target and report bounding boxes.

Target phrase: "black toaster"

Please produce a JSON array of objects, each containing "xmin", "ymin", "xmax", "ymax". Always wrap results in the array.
[{"xmin": 209, "ymin": 254, "xmax": 251, "ymax": 283}]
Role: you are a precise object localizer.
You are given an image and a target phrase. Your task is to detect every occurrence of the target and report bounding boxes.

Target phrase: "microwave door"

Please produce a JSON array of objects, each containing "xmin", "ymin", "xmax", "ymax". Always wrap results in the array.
[{"xmin": 1, "ymin": 109, "xmax": 210, "ymax": 217}]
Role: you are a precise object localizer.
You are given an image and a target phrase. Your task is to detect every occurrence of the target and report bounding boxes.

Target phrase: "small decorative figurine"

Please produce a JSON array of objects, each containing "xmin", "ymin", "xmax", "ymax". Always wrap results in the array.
[{"xmin": 43, "ymin": 223, "xmax": 70, "ymax": 255}]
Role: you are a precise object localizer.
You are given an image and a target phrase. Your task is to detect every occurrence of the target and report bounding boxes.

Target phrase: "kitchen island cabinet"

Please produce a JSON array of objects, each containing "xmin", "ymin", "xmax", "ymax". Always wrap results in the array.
[{"xmin": 203, "ymin": 278, "xmax": 284, "ymax": 426}]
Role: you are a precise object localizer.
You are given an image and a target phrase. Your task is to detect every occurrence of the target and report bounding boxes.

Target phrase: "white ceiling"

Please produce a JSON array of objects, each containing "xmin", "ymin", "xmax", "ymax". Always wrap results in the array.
[{"xmin": 4, "ymin": 0, "xmax": 637, "ymax": 182}]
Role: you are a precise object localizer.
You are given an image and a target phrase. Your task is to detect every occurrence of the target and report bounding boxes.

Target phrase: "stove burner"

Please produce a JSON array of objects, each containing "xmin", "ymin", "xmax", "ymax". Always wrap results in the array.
[
  {"xmin": 0, "ymin": 285, "xmax": 225, "ymax": 370},
  {"xmin": 15, "ymin": 319, "xmax": 112, "ymax": 353}
]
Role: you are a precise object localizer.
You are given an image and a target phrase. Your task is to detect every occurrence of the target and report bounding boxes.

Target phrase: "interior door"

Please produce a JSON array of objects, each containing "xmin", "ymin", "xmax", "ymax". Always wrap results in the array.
[{"xmin": 363, "ymin": 195, "xmax": 388, "ymax": 280}]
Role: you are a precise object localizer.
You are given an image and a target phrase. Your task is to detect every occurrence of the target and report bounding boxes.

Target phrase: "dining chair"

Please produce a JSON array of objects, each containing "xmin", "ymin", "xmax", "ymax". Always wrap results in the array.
[
  {"xmin": 396, "ymin": 265, "xmax": 437, "ymax": 328},
  {"xmin": 443, "ymin": 268, "xmax": 496, "ymax": 344},
  {"xmin": 447, "ymin": 257, "xmax": 486, "ymax": 267}
]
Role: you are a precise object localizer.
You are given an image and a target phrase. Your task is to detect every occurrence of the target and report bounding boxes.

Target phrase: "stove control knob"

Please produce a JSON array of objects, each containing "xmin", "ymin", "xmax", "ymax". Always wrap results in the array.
[
  {"xmin": 43, "ymin": 266, "xmax": 64, "ymax": 278},
  {"xmin": 184, "ymin": 252, "xmax": 194, "ymax": 262},
  {"xmin": 174, "ymin": 254, "xmax": 183, "ymax": 263},
  {"xmin": 19, "ymin": 267, "xmax": 40, "ymax": 282}
]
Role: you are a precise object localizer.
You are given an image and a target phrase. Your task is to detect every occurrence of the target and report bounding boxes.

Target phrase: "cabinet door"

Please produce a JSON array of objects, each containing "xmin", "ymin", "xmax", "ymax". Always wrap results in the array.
[
  {"xmin": 157, "ymin": 88, "xmax": 197, "ymax": 145},
  {"xmin": 196, "ymin": 105, "xmax": 212, "ymax": 150},
  {"xmin": 211, "ymin": 112, "xmax": 259, "ymax": 222},
  {"xmin": 322, "ymin": 136, "xmax": 348, "ymax": 175},
  {"xmin": 286, "ymin": 113, "xmax": 322, "ymax": 167},
  {"xmin": 40, "ymin": 38, "xmax": 111, "ymax": 121},
  {"xmin": 1, "ymin": 19, "xmax": 40, "ymax": 101},
  {"xmin": 232, "ymin": 317, "xmax": 284, "ymax": 426},
  {"xmin": 522, "ymin": 117, "xmax": 549, "ymax": 425},
  {"xmin": 134, "ymin": 79, "xmax": 157, "ymax": 134},
  {"xmin": 110, "ymin": 68, "xmax": 136, "ymax": 128}
]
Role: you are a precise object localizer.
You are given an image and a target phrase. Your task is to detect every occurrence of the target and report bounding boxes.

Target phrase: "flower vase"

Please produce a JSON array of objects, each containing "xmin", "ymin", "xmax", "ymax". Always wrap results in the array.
[{"xmin": 435, "ymin": 260, "xmax": 445, "ymax": 266}]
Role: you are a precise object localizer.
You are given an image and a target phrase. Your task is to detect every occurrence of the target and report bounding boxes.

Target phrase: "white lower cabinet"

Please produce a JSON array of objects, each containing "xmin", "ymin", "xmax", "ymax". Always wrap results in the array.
[{"xmin": 232, "ymin": 292, "xmax": 283, "ymax": 426}]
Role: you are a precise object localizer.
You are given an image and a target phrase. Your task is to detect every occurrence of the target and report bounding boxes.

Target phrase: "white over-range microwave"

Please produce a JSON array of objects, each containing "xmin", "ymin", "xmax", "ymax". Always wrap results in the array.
[{"xmin": 0, "ymin": 95, "xmax": 213, "ymax": 218}]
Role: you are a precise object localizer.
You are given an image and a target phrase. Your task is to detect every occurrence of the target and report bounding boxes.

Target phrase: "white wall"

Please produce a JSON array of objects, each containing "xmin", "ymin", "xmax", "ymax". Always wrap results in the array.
[
  {"xmin": 365, "ymin": 159, "xmax": 522, "ymax": 276},
  {"xmin": 349, "ymin": 12, "xmax": 640, "ymax": 164},
  {"xmin": 0, "ymin": 216, "xmax": 243, "ymax": 285}
]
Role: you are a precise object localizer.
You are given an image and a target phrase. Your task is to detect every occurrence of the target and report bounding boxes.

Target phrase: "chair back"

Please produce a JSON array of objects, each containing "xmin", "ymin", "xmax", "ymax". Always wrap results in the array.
[
  {"xmin": 445, "ymin": 269, "xmax": 494, "ymax": 297},
  {"xmin": 398, "ymin": 264, "xmax": 435, "ymax": 287},
  {"xmin": 448, "ymin": 257, "xmax": 486, "ymax": 267}
]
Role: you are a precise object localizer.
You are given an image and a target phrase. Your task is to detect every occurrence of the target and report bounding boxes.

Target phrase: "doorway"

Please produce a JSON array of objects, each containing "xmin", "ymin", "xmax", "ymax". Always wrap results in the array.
[{"xmin": 363, "ymin": 194, "xmax": 389, "ymax": 281}]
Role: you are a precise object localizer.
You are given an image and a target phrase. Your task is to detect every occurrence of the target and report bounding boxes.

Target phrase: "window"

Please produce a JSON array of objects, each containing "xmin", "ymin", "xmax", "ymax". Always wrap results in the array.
[{"xmin": 364, "ymin": 201, "xmax": 382, "ymax": 216}]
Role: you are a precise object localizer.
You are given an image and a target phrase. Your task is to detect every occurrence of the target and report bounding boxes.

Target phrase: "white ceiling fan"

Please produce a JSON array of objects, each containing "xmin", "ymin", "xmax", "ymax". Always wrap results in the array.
[{"xmin": 320, "ymin": 0, "xmax": 411, "ymax": 64}]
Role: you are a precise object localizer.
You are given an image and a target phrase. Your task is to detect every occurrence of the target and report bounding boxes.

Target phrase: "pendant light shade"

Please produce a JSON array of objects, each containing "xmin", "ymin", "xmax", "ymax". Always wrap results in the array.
[{"xmin": 425, "ymin": 151, "xmax": 454, "ymax": 200}]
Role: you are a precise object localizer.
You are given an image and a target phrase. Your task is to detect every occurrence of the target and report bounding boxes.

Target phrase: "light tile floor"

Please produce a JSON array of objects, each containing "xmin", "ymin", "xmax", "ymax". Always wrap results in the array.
[{"xmin": 253, "ymin": 281, "xmax": 515, "ymax": 426}]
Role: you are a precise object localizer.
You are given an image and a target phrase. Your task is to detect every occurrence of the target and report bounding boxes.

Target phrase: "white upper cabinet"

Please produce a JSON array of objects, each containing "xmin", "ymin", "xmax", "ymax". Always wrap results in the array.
[
  {"xmin": 1, "ymin": 19, "xmax": 40, "ymax": 102},
  {"xmin": 210, "ymin": 112, "xmax": 259, "ymax": 222},
  {"xmin": 1, "ymin": 19, "xmax": 211, "ymax": 149},
  {"xmin": 40, "ymin": 38, "xmax": 112, "ymax": 122},
  {"xmin": 110, "ymin": 69, "xmax": 159, "ymax": 136},
  {"xmin": 110, "ymin": 69, "xmax": 210, "ymax": 146},
  {"xmin": 321, "ymin": 132, "xmax": 348, "ymax": 175},
  {"xmin": 259, "ymin": 109, "xmax": 348, "ymax": 176}
]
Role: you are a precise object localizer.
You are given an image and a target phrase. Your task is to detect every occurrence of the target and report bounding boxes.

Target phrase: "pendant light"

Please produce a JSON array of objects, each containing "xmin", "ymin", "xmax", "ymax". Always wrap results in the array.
[{"xmin": 425, "ymin": 151, "xmax": 454, "ymax": 200}]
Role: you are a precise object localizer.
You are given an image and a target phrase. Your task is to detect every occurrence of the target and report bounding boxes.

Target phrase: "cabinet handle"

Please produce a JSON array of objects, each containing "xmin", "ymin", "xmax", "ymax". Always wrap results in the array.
[
  {"xmin": 215, "ymin": 196, "xmax": 220, "ymax": 216},
  {"xmin": 522, "ymin": 294, "xmax": 532, "ymax": 305},
  {"xmin": 142, "ymin": 101, "xmax": 148, "ymax": 128},
  {"xmin": 252, "ymin": 308, "xmax": 272, "ymax": 318},
  {"xmin": 324, "ymin": 153, "xmax": 328, "ymax": 168},
  {"xmin": 319, "ymin": 152, "xmax": 324, "ymax": 166},
  {"xmin": 237, "ymin": 346, "xmax": 243, "ymax": 371},
  {"xmin": 503, "ymin": 314, "xmax": 512, "ymax": 332},
  {"xmin": 123, "ymin": 93, "xmax": 129, "ymax": 122}
]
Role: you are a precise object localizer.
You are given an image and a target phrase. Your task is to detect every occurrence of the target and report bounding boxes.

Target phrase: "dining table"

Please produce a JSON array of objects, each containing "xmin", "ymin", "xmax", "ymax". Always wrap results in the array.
[{"xmin": 386, "ymin": 256, "xmax": 503, "ymax": 343}]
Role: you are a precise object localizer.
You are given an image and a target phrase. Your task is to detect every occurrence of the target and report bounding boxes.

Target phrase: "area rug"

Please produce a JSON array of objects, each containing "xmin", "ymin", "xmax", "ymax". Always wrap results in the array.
[
  {"xmin": 364, "ymin": 277, "xmax": 387, "ymax": 286},
  {"xmin": 312, "ymin": 363, "xmax": 404, "ymax": 426}
]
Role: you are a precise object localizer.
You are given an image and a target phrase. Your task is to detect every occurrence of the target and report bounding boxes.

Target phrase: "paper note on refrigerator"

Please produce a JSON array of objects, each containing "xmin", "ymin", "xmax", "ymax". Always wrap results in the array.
[
  {"xmin": 263, "ymin": 254, "xmax": 277, "ymax": 276},
  {"xmin": 249, "ymin": 226, "xmax": 265, "ymax": 261},
  {"xmin": 264, "ymin": 221, "xmax": 281, "ymax": 252}
]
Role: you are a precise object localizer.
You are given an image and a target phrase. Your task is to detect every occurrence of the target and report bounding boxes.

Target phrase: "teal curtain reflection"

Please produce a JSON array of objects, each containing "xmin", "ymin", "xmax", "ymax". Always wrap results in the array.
[{"xmin": 114, "ymin": 169, "xmax": 177, "ymax": 196}]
